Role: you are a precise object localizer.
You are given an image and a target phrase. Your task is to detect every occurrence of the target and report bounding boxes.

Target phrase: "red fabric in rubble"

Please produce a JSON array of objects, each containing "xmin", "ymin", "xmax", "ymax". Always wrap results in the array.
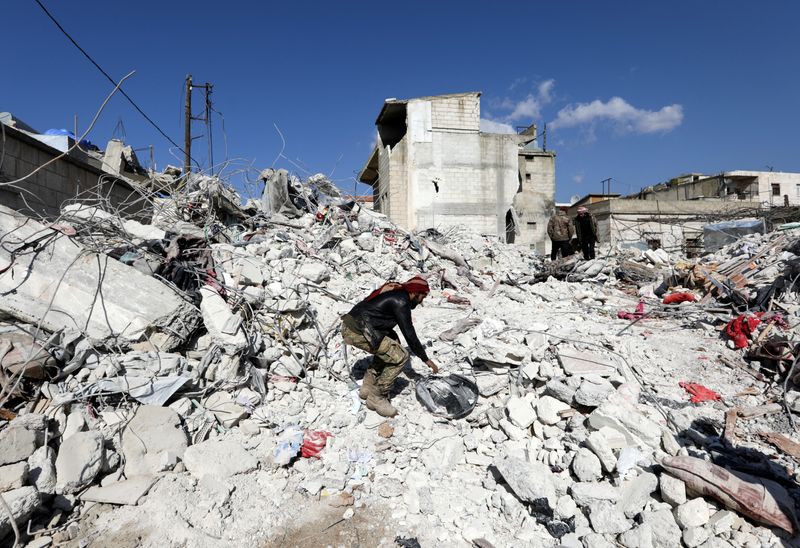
[
  {"xmin": 301, "ymin": 430, "xmax": 332, "ymax": 458},
  {"xmin": 679, "ymin": 381, "xmax": 721, "ymax": 403},
  {"xmin": 618, "ymin": 301, "xmax": 645, "ymax": 320},
  {"xmin": 663, "ymin": 292, "xmax": 696, "ymax": 305},
  {"xmin": 725, "ymin": 313, "xmax": 763, "ymax": 349}
]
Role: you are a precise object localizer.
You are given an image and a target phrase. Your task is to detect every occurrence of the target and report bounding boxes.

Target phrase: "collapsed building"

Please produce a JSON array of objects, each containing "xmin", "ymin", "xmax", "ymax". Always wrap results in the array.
[
  {"xmin": 358, "ymin": 92, "xmax": 556, "ymax": 252},
  {"xmin": 4, "ymin": 106, "xmax": 800, "ymax": 548}
]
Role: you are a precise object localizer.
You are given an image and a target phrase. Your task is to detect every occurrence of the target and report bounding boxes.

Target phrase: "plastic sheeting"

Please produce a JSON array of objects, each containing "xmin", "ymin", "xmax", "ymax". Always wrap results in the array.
[
  {"xmin": 415, "ymin": 374, "xmax": 479, "ymax": 419},
  {"xmin": 704, "ymin": 218, "xmax": 765, "ymax": 252}
]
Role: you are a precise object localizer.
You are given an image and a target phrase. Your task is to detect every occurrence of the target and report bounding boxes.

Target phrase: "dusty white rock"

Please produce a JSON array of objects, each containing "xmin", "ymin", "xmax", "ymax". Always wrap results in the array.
[
  {"xmin": 0, "ymin": 427, "xmax": 38, "ymax": 466},
  {"xmin": 375, "ymin": 477, "xmax": 404, "ymax": 498},
  {"xmin": 203, "ymin": 391, "xmax": 249, "ymax": 428},
  {"xmin": 659, "ymin": 473, "xmax": 686, "ymax": 506},
  {"xmin": 574, "ymin": 377, "xmax": 615, "ymax": 407},
  {"xmin": 356, "ymin": 232, "xmax": 375, "ymax": 251},
  {"xmin": 588, "ymin": 391, "xmax": 661, "ymax": 450},
  {"xmin": 200, "ymin": 287, "xmax": 247, "ymax": 352},
  {"xmin": 619, "ymin": 472, "xmax": 658, "ymax": 518},
  {"xmin": 682, "ymin": 526, "xmax": 710, "ymax": 548},
  {"xmin": 121, "ymin": 406, "xmax": 188, "ymax": 476},
  {"xmin": 494, "ymin": 456, "xmax": 556, "ymax": 508},
  {"xmin": 555, "ymin": 494, "xmax": 577, "ymax": 520},
  {"xmin": 545, "ymin": 378, "xmax": 577, "ymax": 404},
  {"xmin": 183, "ymin": 439, "xmax": 258, "ymax": 480},
  {"xmin": 81, "ymin": 475, "xmax": 158, "ymax": 505},
  {"xmin": 297, "ymin": 262, "xmax": 330, "ymax": 283},
  {"xmin": 572, "ymin": 447, "xmax": 602, "ymax": 482},
  {"xmin": 62, "ymin": 410, "xmax": 87, "ymax": 441},
  {"xmin": 675, "ymin": 498, "xmax": 709, "ymax": 529},
  {"xmin": 506, "ymin": 396, "xmax": 537, "ymax": 429},
  {"xmin": 536, "ymin": 395, "xmax": 569, "ymax": 425},
  {"xmin": 0, "ymin": 461, "xmax": 27, "ymax": 491},
  {"xmin": 55, "ymin": 431, "xmax": 104, "ymax": 494},
  {"xmin": 570, "ymin": 482, "xmax": 619, "ymax": 507},
  {"xmin": 0, "ymin": 486, "xmax": 39, "ymax": 538},
  {"xmin": 707, "ymin": 510, "xmax": 735, "ymax": 535},
  {"xmin": 27, "ymin": 446, "xmax": 56, "ymax": 494},
  {"xmin": 582, "ymin": 532, "xmax": 617, "ymax": 547},
  {"xmin": 585, "ymin": 430, "xmax": 616, "ymax": 473},
  {"xmin": 589, "ymin": 501, "xmax": 632, "ymax": 534},
  {"xmin": 641, "ymin": 508, "xmax": 682, "ymax": 548},
  {"xmin": 618, "ymin": 522, "xmax": 654, "ymax": 548}
]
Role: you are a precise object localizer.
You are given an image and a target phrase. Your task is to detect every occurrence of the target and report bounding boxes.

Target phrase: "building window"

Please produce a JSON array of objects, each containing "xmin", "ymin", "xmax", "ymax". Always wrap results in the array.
[
  {"xmin": 525, "ymin": 173, "xmax": 531, "ymax": 181},
  {"xmin": 646, "ymin": 239, "xmax": 661, "ymax": 250},
  {"xmin": 772, "ymin": 183, "xmax": 781, "ymax": 196},
  {"xmin": 737, "ymin": 191, "xmax": 746, "ymax": 200}
]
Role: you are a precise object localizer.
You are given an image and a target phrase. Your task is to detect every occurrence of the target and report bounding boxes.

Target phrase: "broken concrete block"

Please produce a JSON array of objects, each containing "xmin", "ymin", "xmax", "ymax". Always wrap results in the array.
[
  {"xmin": 585, "ymin": 430, "xmax": 616, "ymax": 473},
  {"xmin": 55, "ymin": 431, "xmax": 105, "ymax": 494},
  {"xmin": 557, "ymin": 349, "xmax": 617, "ymax": 377},
  {"xmin": 121, "ymin": 406, "xmax": 188, "ymax": 476},
  {"xmin": 572, "ymin": 447, "xmax": 602, "ymax": 482},
  {"xmin": 81, "ymin": 475, "xmax": 158, "ymax": 505},
  {"xmin": 589, "ymin": 501, "xmax": 632, "ymax": 534},
  {"xmin": 588, "ymin": 392, "xmax": 661, "ymax": 450},
  {"xmin": 493, "ymin": 456, "xmax": 556, "ymax": 509},
  {"xmin": 27, "ymin": 446, "xmax": 56, "ymax": 495},
  {"xmin": 659, "ymin": 473, "xmax": 687, "ymax": 506},
  {"xmin": 0, "ymin": 486, "xmax": 39, "ymax": 538},
  {"xmin": 356, "ymin": 232, "xmax": 375, "ymax": 252},
  {"xmin": 536, "ymin": 395, "xmax": 570, "ymax": 425},
  {"xmin": 574, "ymin": 377, "xmax": 615, "ymax": 407},
  {"xmin": 707, "ymin": 510, "xmax": 735, "ymax": 535},
  {"xmin": 506, "ymin": 396, "xmax": 537, "ymax": 429},
  {"xmin": 297, "ymin": 262, "xmax": 330, "ymax": 284},
  {"xmin": 0, "ymin": 205, "xmax": 200, "ymax": 350},
  {"xmin": 183, "ymin": 439, "xmax": 258, "ymax": 480},
  {"xmin": 682, "ymin": 526, "xmax": 709, "ymax": 548},
  {"xmin": 569, "ymin": 482, "xmax": 619, "ymax": 507},
  {"xmin": 0, "ymin": 461, "xmax": 28, "ymax": 491},
  {"xmin": 619, "ymin": 472, "xmax": 658, "ymax": 518},
  {"xmin": 235, "ymin": 257, "xmax": 266, "ymax": 286},
  {"xmin": 203, "ymin": 391, "xmax": 249, "ymax": 428},
  {"xmin": 674, "ymin": 498, "xmax": 710, "ymax": 529},
  {"xmin": 618, "ymin": 522, "xmax": 654, "ymax": 548},
  {"xmin": 0, "ymin": 427, "xmax": 38, "ymax": 466},
  {"xmin": 475, "ymin": 374, "xmax": 507, "ymax": 397},
  {"xmin": 122, "ymin": 219, "xmax": 166, "ymax": 241},
  {"xmin": 200, "ymin": 287, "xmax": 248, "ymax": 353},
  {"xmin": 641, "ymin": 508, "xmax": 682, "ymax": 548}
]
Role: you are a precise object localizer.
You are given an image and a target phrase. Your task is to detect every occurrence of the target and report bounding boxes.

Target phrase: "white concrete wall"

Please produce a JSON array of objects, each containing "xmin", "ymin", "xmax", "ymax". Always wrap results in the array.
[
  {"xmin": 738, "ymin": 171, "xmax": 800, "ymax": 206},
  {"xmin": 514, "ymin": 153, "xmax": 555, "ymax": 252}
]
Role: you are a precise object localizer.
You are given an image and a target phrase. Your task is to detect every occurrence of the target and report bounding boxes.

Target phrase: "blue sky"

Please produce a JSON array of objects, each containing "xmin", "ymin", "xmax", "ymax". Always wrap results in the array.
[{"xmin": 4, "ymin": 1, "xmax": 799, "ymax": 202}]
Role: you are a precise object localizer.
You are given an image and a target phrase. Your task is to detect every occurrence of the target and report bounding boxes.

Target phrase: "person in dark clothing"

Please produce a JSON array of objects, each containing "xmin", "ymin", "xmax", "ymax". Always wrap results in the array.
[
  {"xmin": 547, "ymin": 207, "xmax": 574, "ymax": 260},
  {"xmin": 341, "ymin": 276, "xmax": 438, "ymax": 417},
  {"xmin": 574, "ymin": 206, "xmax": 599, "ymax": 260}
]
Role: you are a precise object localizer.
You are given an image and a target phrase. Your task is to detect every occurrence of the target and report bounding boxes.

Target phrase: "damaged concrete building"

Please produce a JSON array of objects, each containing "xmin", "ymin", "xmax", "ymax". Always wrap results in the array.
[
  {"xmin": 358, "ymin": 92, "xmax": 555, "ymax": 251},
  {"xmin": 0, "ymin": 113, "xmax": 150, "ymax": 219}
]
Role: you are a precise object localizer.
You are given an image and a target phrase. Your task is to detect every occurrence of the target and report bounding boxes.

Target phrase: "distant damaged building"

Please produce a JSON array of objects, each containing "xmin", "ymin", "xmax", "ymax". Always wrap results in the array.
[{"xmin": 358, "ymin": 92, "xmax": 555, "ymax": 251}]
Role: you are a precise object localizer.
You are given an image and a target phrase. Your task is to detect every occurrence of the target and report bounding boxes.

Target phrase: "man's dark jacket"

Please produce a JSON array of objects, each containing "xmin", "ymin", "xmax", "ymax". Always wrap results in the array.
[{"xmin": 344, "ymin": 290, "xmax": 429, "ymax": 361}]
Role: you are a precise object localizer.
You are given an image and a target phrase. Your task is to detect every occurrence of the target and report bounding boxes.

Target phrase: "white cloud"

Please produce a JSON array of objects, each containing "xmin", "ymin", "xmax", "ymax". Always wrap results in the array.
[
  {"xmin": 572, "ymin": 173, "xmax": 584, "ymax": 184},
  {"xmin": 550, "ymin": 97, "xmax": 683, "ymax": 134},
  {"xmin": 491, "ymin": 79, "xmax": 556, "ymax": 123},
  {"xmin": 538, "ymin": 79, "xmax": 555, "ymax": 103},
  {"xmin": 480, "ymin": 118, "xmax": 516, "ymax": 134}
]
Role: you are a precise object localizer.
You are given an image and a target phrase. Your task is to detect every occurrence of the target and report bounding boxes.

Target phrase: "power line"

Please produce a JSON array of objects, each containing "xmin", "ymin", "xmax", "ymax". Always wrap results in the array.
[{"xmin": 33, "ymin": 0, "xmax": 192, "ymax": 163}]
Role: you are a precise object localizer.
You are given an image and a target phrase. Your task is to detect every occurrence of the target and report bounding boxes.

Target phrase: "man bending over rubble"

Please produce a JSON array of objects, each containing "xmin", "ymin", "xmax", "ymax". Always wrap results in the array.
[{"xmin": 341, "ymin": 275, "xmax": 439, "ymax": 417}]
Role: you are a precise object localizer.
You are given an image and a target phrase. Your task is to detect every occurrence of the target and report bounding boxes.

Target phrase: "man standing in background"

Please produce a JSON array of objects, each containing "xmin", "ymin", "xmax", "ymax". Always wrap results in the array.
[
  {"xmin": 574, "ymin": 206, "xmax": 599, "ymax": 260},
  {"xmin": 546, "ymin": 206, "xmax": 574, "ymax": 260}
]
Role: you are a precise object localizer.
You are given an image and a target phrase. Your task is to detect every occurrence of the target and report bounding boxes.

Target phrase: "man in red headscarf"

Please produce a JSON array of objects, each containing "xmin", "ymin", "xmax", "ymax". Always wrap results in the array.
[{"xmin": 341, "ymin": 275, "xmax": 439, "ymax": 417}]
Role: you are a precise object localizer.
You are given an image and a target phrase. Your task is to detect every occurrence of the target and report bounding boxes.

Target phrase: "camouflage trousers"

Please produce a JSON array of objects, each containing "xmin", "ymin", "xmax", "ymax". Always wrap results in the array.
[{"xmin": 341, "ymin": 323, "xmax": 409, "ymax": 394}]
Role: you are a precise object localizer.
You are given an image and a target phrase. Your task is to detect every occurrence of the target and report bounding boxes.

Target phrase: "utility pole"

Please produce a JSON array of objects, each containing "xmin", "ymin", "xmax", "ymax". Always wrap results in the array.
[
  {"xmin": 183, "ymin": 75, "xmax": 215, "ymax": 178},
  {"xmin": 601, "ymin": 178, "xmax": 612, "ymax": 195},
  {"xmin": 184, "ymin": 74, "xmax": 192, "ymax": 178}
]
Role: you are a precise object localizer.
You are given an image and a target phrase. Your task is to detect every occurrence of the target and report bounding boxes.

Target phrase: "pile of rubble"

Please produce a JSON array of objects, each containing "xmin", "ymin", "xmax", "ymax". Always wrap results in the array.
[{"xmin": 2, "ymin": 171, "xmax": 800, "ymax": 547}]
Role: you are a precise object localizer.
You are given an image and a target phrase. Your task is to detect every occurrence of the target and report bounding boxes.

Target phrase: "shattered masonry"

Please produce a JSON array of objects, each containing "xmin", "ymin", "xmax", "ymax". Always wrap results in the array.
[{"xmin": 3, "ymin": 118, "xmax": 800, "ymax": 548}]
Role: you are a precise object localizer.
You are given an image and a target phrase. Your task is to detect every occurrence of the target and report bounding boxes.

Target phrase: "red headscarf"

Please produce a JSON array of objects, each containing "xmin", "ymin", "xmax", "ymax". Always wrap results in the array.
[{"xmin": 365, "ymin": 275, "xmax": 429, "ymax": 301}]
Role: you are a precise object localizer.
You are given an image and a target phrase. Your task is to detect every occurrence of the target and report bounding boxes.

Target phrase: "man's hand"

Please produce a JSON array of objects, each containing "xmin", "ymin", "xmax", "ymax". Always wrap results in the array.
[{"xmin": 425, "ymin": 359, "xmax": 439, "ymax": 374}]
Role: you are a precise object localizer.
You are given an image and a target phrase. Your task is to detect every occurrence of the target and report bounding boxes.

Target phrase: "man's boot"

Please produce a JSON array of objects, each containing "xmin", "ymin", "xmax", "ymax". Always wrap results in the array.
[
  {"xmin": 366, "ymin": 393, "xmax": 397, "ymax": 417},
  {"xmin": 359, "ymin": 369, "xmax": 377, "ymax": 400}
]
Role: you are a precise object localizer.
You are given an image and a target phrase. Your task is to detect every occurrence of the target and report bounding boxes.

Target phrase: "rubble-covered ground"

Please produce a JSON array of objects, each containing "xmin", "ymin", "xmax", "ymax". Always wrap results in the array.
[{"xmin": 2, "ymin": 172, "xmax": 800, "ymax": 548}]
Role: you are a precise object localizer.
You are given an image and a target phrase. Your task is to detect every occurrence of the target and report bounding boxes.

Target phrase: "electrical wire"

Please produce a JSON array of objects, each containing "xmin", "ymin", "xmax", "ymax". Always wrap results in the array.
[{"xmin": 32, "ymin": 0, "xmax": 195, "ymax": 165}]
